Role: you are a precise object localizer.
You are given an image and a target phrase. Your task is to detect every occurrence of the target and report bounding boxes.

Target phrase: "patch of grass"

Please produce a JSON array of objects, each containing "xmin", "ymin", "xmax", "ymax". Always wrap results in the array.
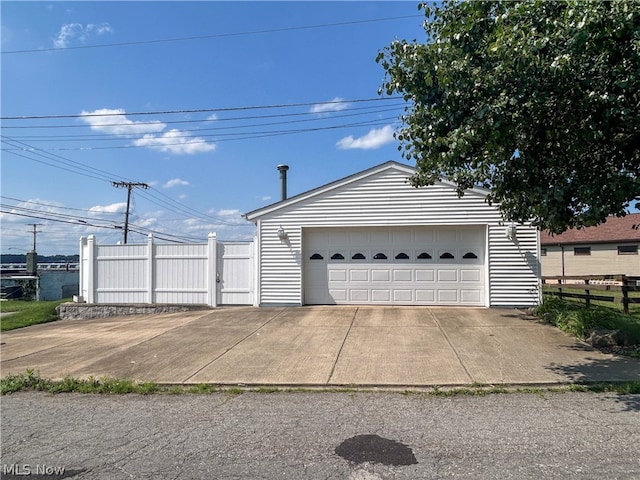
[
  {"xmin": 256, "ymin": 386, "xmax": 280, "ymax": 393},
  {"xmin": 558, "ymin": 382, "xmax": 640, "ymax": 395},
  {"xmin": 224, "ymin": 387, "xmax": 245, "ymax": 397},
  {"xmin": 1, "ymin": 369, "xmax": 51, "ymax": 394},
  {"xmin": 535, "ymin": 296, "xmax": 640, "ymax": 345},
  {"xmin": 3, "ymin": 372, "xmax": 639, "ymax": 397},
  {"xmin": 541, "ymin": 287, "xmax": 640, "ymax": 318},
  {"xmin": 1, "ymin": 371, "xmax": 159, "ymax": 395},
  {"xmin": 187, "ymin": 383, "xmax": 218, "ymax": 394},
  {"xmin": 0, "ymin": 299, "xmax": 68, "ymax": 331}
]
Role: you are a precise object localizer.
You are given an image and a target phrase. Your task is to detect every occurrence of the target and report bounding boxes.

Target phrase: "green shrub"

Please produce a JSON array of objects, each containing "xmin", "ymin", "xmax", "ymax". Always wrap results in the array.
[{"xmin": 535, "ymin": 297, "xmax": 640, "ymax": 344}]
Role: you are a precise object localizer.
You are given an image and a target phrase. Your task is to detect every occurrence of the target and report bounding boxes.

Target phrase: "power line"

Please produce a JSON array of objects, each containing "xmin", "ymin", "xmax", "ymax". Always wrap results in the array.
[
  {"xmin": 0, "ymin": 142, "xmax": 251, "ymax": 227},
  {"xmin": 1, "ymin": 117, "xmax": 397, "ymax": 152},
  {"xmin": 0, "ymin": 209, "xmax": 120, "ymax": 230},
  {"xmin": 1, "ymin": 15, "xmax": 422, "ymax": 55},
  {"xmin": 0, "ymin": 138, "xmax": 248, "ymax": 228},
  {"xmin": 0, "ymin": 196, "xmax": 123, "ymax": 215},
  {"xmin": 0, "ymin": 136, "xmax": 126, "ymax": 183},
  {"xmin": 0, "ymin": 203, "xmax": 121, "ymax": 227},
  {"xmin": 0, "ymin": 205, "xmax": 223, "ymax": 244},
  {"xmin": 0, "ymin": 97, "xmax": 401, "ymax": 120},
  {"xmin": 2, "ymin": 104, "xmax": 405, "ymax": 136}
]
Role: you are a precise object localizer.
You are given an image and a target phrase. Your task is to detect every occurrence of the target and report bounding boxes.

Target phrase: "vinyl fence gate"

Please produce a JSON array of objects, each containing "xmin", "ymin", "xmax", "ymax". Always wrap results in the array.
[{"xmin": 79, "ymin": 233, "xmax": 255, "ymax": 306}]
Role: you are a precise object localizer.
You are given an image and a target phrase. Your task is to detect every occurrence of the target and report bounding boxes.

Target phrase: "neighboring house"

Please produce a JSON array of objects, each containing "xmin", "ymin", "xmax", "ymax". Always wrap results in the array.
[
  {"xmin": 244, "ymin": 161, "xmax": 540, "ymax": 307},
  {"xmin": 540, "ymin": 213, "xmax": 640, "ymax": 277}
]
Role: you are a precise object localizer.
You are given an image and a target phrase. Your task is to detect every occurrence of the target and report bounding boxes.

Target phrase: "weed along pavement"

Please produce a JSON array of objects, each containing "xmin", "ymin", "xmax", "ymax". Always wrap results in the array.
[{"xmin": 2, "ymin": 306, "xmax": 640, "ymax": 387}]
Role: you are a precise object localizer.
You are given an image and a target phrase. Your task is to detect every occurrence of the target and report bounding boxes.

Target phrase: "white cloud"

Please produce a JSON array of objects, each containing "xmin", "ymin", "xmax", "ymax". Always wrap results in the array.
[
  {"xmin": 79, "ymin": 108, "xmax": 216, "ymax": 155},
  {"xmin": 163, "ymin": 178, "xmax": 190, "ymax": 189},
  {"xmin": 336, "ymin": 125, "xmax": 396, "ymax": 150},
  {"xmin": 260, "ymin": 195, "xmax": 271, "ymax": 202},
  {"xmin": 80, "ymin": 108, "xmax": 165, "ymax": 136},
  {"xmin": 87, "ymin": 23, "xmax": 113, "ymax": 36},
  {"xmin": 53, "ymin": 22, "xmax": 112, "ymax": 48},
  {"xmin": 206, "ymin": 114, "xmax": 218, "ymax": 121},
  {"xmin": 310, "ymin": 97, "xmax": 349, "ymax": 114},
  {"xmin": 89, "ymin": 202, "xmax": 127, "ymax": 214},
  {"xmin": 134, "ymin": 129, "xmax": 216, "ymax": 155},
  {"xmin": 216, "ymin": 208, "xmax": 242, "ymax": 217},
  {"xmin": 54, "ymin": 23, "xmax": 83, "ymax": 48}
]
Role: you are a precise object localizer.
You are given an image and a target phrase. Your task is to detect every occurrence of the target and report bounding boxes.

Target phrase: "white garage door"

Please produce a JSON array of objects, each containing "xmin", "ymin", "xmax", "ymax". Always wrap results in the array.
[{"xmin": 303, "ymin": 226, "xmax": 486, "ymax": 306}]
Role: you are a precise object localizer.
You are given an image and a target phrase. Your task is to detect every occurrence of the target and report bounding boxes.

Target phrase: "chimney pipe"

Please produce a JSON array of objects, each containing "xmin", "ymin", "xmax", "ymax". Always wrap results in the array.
[{"xmin": 277, "ymin": 164, "xmax": 289, "ymax": 201}]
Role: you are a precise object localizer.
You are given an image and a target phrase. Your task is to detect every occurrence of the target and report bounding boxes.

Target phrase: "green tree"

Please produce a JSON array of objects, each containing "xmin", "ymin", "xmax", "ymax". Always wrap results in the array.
[{"xmin": 377, "ymin": 1, "xmax": 640, "ymax": 233}]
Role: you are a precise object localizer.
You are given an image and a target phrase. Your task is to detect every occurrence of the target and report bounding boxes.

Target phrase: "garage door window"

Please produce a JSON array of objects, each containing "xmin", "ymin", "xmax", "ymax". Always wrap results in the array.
[
  {"xmin": 463, "ymin": 252, "xmax": 478, "ymax": 259},
  {"xmin": 417, "ymin": 252, "xmax": 432, "ymax": 260},
  {"xmin": 330, "ymin": 253, "xmax": 345, "ymax": 260},
  {"xmin": 373, "ymin": 252, "xmax": 388, "ymax": 260},
  {"xmin": 395, "ymin": 252, "xmax": 410, "ymax": 260},
  {"xmin": 439, "ymin": 252, "xmax": 455, "ymax": 259},
  {"xmin": 309, "ymin": 253, "xmax": 324, "ymax": 260},
  {"xmin": 352, "ymin": 253, "xmax": 366, "ymax": 260}
]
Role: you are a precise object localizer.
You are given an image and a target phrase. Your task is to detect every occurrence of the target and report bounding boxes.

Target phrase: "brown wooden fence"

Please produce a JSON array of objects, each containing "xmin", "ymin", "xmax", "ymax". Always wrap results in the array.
[{"xmin": 541, "ymin": 275, "xmax": 640, "ymax": 314}]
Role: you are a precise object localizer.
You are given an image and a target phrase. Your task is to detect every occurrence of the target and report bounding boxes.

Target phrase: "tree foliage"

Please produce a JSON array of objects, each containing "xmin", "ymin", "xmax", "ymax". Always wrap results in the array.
[{"xmin": 377, "ymin": 0, "xmax": 640, "ymax": 233}]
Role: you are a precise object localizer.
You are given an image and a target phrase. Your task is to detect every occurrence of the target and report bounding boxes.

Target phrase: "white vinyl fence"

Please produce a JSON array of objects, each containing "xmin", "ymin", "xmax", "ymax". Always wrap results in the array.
[{"xmin": 79, "ymin": 233, "xmax": 254, "ymax": 306}]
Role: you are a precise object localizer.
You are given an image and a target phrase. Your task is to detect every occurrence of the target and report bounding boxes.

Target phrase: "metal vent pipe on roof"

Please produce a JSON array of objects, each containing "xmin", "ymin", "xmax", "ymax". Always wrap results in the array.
[{"xmin": 277, "ymin": 164, "xmax": 289, "ymax": 201}]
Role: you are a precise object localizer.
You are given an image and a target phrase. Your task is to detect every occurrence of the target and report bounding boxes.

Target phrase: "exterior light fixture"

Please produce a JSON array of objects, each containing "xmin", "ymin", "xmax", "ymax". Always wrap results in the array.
[
  {"xmin": 277, "ymin": 226, "xmax": 288, "ymax": 241},
  {"xmin": 506, "ymin": 223, "xmax": 517, "ymax": 240}
]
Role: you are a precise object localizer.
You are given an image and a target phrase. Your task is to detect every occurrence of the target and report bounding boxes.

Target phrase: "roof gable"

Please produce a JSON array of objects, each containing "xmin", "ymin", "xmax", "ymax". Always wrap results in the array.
[
  {"xmin": 244, "ymin": 161, "xmax": 489, "ymax": 221},
  {"xmin": 541, "ymin": 214, "xmax": 640, "ymax": 245}
]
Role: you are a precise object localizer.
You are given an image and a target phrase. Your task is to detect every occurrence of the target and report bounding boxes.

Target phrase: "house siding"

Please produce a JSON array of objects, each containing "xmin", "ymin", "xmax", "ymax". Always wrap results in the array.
[
  {"xmin": 253, "ymin": 167, "xmax": 540, "ymax": 307},
  {"xmin": 488, "ymin": 225, "xmax": 540, "ymax": 306},
  {"xmin": 541, "ymin": 242, "xmax": 640, "ymax": 276}
]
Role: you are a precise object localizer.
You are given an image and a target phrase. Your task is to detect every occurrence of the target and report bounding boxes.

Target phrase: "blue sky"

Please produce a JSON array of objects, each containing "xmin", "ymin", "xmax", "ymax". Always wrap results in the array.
[{"xmin": 1, "ymin": 1, "xmax": 427, "ymax": 255}]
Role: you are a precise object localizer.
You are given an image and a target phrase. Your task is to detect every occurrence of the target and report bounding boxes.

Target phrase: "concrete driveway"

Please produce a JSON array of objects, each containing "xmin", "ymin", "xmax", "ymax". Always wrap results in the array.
[{"xmin": 2, "ymin": 306, "xmax": 639, "ymax": 387}]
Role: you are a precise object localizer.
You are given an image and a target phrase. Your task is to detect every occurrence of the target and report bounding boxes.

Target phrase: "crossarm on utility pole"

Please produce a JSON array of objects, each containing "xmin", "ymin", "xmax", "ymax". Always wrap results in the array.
[{"xmin": 111, "ymin": 181, "xmax": 149, "ymax": 243}]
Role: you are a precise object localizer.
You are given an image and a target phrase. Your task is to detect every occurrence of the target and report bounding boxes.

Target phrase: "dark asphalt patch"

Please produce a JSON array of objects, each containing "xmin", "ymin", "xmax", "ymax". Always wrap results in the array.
[{"xmin": 335, "ymin": 434, "xmax": 418, "ymax": 466}]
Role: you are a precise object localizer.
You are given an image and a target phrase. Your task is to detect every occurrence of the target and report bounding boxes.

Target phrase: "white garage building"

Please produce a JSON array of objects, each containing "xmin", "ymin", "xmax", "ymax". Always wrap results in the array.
[{"xmin": 244, "ymin": 161, "xmax": 540, "ymax": 307}]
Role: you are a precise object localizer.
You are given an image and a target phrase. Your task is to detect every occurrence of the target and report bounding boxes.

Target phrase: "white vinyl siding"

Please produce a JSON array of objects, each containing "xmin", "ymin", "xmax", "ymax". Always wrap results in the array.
[
  {"xmin": 258, "ymin": 224, "xmax": 303, "ymax": 305},
  {"xmin": 488, "ymin": 224, "xmax": 541, "ymax": 306},
  {"xmin": 250, "ymin": 165, "xmax": 540, "ymax": 307}
]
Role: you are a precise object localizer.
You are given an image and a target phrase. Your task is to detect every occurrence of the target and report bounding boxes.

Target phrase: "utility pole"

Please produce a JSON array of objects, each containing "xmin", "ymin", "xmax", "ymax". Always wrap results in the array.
[
  {"xmin": 26, "ymin": 224, "xmax": 41, "ymax": 277},
  {"xmin": 111, "ymin": 181, "xmax": 149, "ymax": 243},
  {"xmin": 27, "ymin": 224, "xmax": 41, "ymax": 251}
]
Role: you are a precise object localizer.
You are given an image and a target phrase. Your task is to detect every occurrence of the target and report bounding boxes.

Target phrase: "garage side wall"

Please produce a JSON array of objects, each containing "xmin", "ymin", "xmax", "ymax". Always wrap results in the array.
[
  {"xmin": 488, "ymin": 224, "xmax": 540, "ymax": 306},
  {"xmin": 256, "ymin": 169, "xmax": 540, "ymax": 307}
]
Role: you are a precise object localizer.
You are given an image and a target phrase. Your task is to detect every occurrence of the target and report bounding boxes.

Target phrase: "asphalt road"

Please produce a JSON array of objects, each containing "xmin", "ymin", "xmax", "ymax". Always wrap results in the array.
[{"xmin": 1, "ymin": 391, "xmax": 639, "ymax": 479}]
